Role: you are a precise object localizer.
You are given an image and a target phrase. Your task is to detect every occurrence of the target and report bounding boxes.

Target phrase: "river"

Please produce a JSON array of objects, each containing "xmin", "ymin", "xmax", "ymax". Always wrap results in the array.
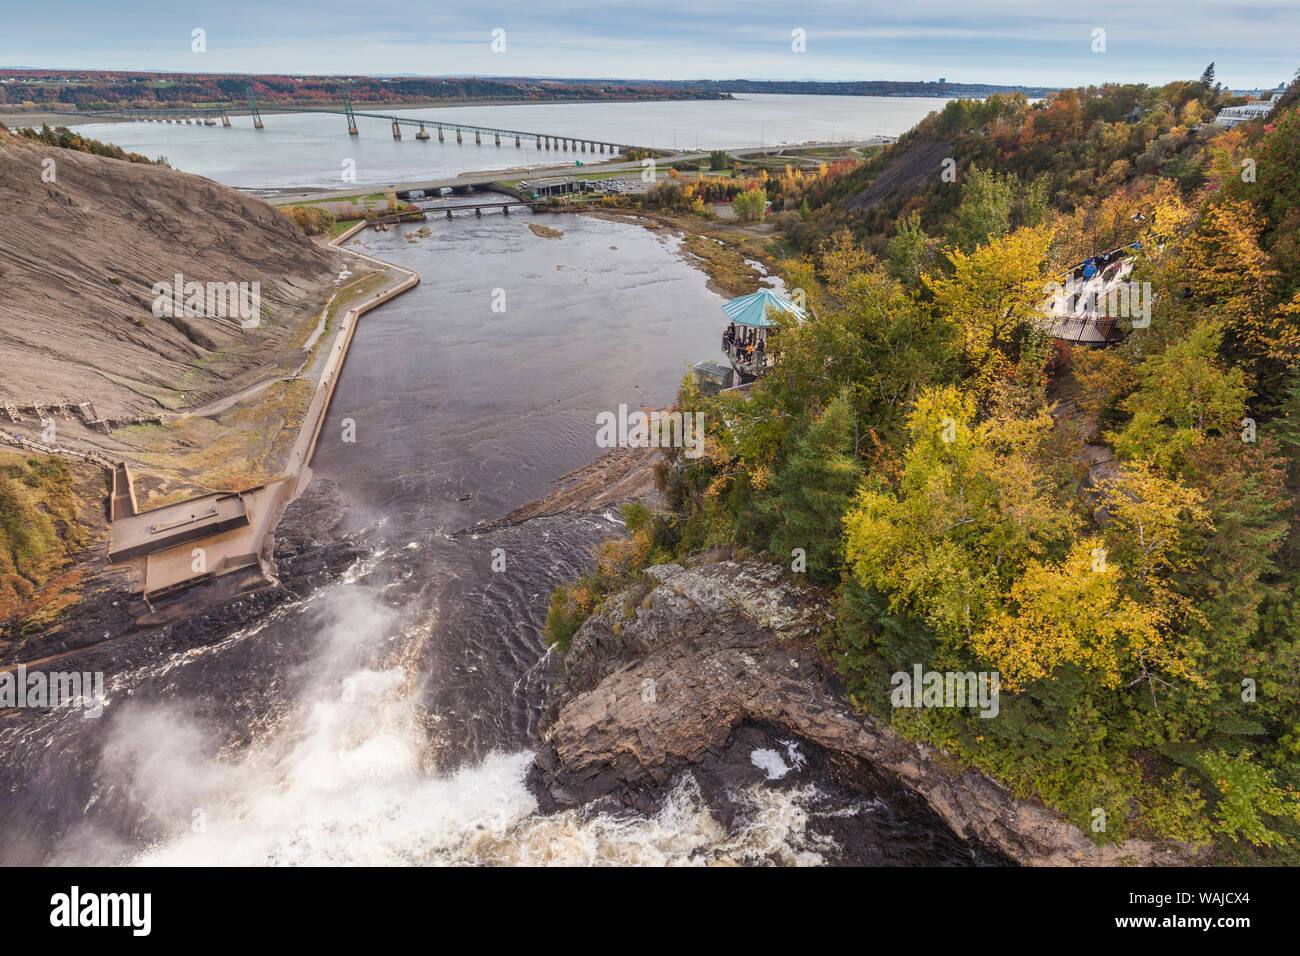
[
  {"xmin": 0, "ymin": 98, "xmax": 997, "ymax": 866},
  {"xmin": 68, "ymin": 93, "xmax": 949, "ymax": 191}
]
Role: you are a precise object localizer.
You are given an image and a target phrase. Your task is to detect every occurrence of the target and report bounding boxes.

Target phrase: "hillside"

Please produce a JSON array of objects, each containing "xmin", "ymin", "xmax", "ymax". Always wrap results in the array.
[
  {"xmin": 840, "ymin": 134, "xmax": 953, "ymax": 215},
  {"xmin": 549, "ymin": 72, "xmax": 1300, "ymax": 860},
  {"xmin": 0, "ymin": 128, "xmax": 342, "ymax": 420},
  {"xmin": 785, "ymin": 80, "xmax": 1267, "ymax": 252}
]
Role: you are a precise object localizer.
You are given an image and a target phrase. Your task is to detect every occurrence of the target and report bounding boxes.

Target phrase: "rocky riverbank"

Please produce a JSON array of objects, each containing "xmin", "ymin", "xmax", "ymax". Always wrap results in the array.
[{"xmin": 528, "ymin": 554, "xmax": 1202, "ymax": 866}]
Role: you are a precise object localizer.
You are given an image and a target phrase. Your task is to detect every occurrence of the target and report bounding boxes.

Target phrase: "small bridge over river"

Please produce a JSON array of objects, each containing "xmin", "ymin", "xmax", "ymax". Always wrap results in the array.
[
  {"xmin": 426, "ymin": 200, "xmax": 540, "ymax": 218},
  {"xmin": 77, "ymin": 89, "xmax": 636, "ymax": 155}
]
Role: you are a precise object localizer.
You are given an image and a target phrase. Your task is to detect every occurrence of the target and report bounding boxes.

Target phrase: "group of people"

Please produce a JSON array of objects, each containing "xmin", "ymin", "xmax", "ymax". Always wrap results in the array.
[
  {"xmin": 723, "ymin": 323, "xmax": 766, "ymax": 366},
  {"xmin": 1075, "ymin": 246, "xmax": 1128, "ymax": 281}
]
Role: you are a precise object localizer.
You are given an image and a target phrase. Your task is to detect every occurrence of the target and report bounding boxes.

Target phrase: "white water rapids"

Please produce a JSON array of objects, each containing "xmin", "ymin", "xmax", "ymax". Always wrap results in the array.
[{"xmin": 49, "ymin": 578, "xmax": 838, "ymax": 866}]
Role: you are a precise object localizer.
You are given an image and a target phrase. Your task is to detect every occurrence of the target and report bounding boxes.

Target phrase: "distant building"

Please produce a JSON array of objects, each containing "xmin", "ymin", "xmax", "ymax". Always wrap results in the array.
[
  {"xmin": 1215, "ymin": 92, "xmax": 1284, "ymax": 128},
  {"xmin": 519, "ymin": 177, "xmax": 583, "ymax": 197}
]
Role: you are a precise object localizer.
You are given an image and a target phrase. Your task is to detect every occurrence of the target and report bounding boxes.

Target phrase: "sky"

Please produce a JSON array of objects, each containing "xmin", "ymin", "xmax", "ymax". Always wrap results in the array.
[{"xmin": 3, "ymin": 1, "xmax": 1298, "ymax": 90}]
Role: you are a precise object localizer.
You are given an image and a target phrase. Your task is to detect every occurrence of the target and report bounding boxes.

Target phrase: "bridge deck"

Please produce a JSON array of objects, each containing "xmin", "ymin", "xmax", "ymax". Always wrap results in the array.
[{"xmin": 74, "ymin": 105, "xmax": 631, "ymax": 149}]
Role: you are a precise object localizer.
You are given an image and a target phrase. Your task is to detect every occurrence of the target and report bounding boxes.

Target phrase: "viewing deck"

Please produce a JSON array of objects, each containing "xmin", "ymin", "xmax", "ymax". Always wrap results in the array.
[{"xmin": 722, "ymin": 338, "xmax": 775, "ymax": 377}]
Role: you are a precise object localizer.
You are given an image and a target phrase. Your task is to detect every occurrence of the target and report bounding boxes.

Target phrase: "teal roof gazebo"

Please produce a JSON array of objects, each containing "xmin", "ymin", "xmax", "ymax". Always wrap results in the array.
[{"xmin": 721, "ymin": 289, "xmax": 807, "ymax": 328}]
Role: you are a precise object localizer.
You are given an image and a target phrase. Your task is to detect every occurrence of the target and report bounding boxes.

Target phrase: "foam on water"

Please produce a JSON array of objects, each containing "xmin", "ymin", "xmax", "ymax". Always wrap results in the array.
[
  {"xmin": 0, "ymin": 207, "xmax": 987, "ymax": 867},
  {"xmin": 46, "ymin": 583, "xmax": 832, "ymax": 866}
]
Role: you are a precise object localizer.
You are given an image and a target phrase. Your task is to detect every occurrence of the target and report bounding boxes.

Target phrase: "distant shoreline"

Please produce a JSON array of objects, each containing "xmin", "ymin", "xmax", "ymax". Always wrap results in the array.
[
  {"xmin": 0, "ymin": 86, "xmax": 993, "ymax": 130},
  {"xmin": 0, "ymin": 95, "xmax": 727, "ymax": 128}
]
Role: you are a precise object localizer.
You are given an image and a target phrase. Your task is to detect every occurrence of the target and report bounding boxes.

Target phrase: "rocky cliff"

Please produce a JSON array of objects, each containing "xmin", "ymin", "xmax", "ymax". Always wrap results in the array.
[{"xmin": 528, "ymin": 556, "xmax": 1199, "ymax": 866}]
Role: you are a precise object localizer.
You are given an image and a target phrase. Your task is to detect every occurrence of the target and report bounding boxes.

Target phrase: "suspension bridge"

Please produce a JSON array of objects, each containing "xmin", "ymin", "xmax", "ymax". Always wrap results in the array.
[{"xmin": 73, "ymin": 89, "xmax": 636, "ymax": 155}]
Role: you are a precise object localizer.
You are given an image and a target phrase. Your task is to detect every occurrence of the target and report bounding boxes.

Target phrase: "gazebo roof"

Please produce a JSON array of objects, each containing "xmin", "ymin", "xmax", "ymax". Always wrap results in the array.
[{"xmin": 721, "ymin": 289, "xmax": 807, "ymax": 328}]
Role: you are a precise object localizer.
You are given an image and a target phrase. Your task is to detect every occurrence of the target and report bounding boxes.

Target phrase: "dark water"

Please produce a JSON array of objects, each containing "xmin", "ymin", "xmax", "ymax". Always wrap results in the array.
[
  {"xmin": 311, "ymin": 207, "xmax": 725, "ymax": 762},
  {"xmin": 0, "ymin": 212, "xmax": 996, "ymax": 865}
]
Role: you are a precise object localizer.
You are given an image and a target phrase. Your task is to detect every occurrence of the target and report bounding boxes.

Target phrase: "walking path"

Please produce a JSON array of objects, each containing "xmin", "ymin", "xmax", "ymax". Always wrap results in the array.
[
  {"xmin": 285, "ymin": 223, "xmax": 421, "ymax": 495},
  {"xmin": 21, "ymin": 220, "xmax": 424, "ymax": 602},
  {"xmin": 270, "ymin": 140, "xmax": 890, "ymax": 205}
]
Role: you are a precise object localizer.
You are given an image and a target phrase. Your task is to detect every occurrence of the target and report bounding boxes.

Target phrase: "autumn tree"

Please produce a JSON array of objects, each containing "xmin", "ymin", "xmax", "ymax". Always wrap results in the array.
[
  {"xmin": 760, "ymin": 240, "xmax": 958, "ymax": 443},
  {"xmin": 1107, "ymin": 320, "xmax": 1249, "ymax": 469},
  {"xmin": 924, "ymin": 224, "xmax": 1054, "ymax": 379},
  {"xmin": 732, "ymin": 188, "xmax": 768, "ymax": 222},
  {"xmin": 1184, "ymin": 199, "xmax": 1298, "ymax": 367},
  {"xmin": 844, "ymin": 384, "xmax": 1077, "ymax": 652},
  {"xmin": 951, "ymin": 164, "xmax": 1016, "ymax": 251},
  {"xmin": 973, "ymin": 537, "xmax": 1181, "ymax": 691},
  {"xmin": 885, "ymin": 210, "xmax": 936, "ymax": 286}
]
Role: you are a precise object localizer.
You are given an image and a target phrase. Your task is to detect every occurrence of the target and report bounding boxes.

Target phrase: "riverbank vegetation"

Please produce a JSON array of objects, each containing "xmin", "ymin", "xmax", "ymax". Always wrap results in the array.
[
  {"xmin": 547, "ymin": 72, "xmax": 1300, "ymax": 860},
  {"xmin": 631, "ymin": 158, "xmax": 860, "ymax": 223},
  {"xmin": 282, "ymin": 204, "xmax": 338, "ymax": 236},
  {"xmin": 544, "ymin": 502, "xmax": 676, "ymax": 653},
  {"xmin": 0, "ymin": 451, "xmax": 95, "ymax": 625}
]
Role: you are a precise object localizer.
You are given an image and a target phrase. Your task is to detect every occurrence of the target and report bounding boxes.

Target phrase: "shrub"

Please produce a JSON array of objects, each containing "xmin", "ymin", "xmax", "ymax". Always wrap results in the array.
[
  {"xmin": 281, "ymin": 205, "xmax": 337, "ymax": 236},
  {"xmin": 733, "ymin": 188, "xmax": 768, "ymax": 221}
]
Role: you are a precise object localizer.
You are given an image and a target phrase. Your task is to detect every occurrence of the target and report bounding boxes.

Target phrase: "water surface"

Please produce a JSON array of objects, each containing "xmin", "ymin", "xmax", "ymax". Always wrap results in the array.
[
  {"xmin": 0, "ymin": 163, "xmax": 989, "ymax": 867},
  {"xmin": 69, "ymin": 94, "xmax": 949, "ymax": 191}
]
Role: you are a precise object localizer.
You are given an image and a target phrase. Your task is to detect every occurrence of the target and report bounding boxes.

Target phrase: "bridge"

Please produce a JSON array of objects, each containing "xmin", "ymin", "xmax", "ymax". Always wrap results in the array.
[
  {"xmin": 426, "ymin": 200, "xmax": 540, "ymax": 218},
  {"xmin": 74, "ymin": 90, "xmax": 636, "ymax": 154}
]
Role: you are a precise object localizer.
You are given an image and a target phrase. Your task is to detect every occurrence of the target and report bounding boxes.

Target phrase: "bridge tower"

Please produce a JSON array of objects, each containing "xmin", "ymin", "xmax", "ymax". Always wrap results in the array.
[
  {"xmin": 245, "ymin": 87, "xmax": 264, "ymax": 129},
  {"xmin": 342, "ymin": 92, "xmax": 359, "ymax": 136},
  {"xmin": 416, "ymin": 124, "xmax": 430, "ymax": 140},
  {"xmin": 392, "ymin": 121, "xmax": 402, "ymax": 139}
]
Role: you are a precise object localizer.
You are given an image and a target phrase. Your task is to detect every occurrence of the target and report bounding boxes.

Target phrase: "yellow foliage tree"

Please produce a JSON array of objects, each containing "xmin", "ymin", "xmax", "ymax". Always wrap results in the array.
[
  {"xmin": 975, "ymin": 539, "xmax": 1177, "ymax": 690},
  {"xmin": 844, "ymin": 384, "xmax": 1077, "ymax": 647},
  {"xmin": 924, "ymin": 224, "xmax": 1054, "ymax": 373},
  {"xmin": 1184, "ymin": 199, "xmax": 1297, "ymax": 364}
]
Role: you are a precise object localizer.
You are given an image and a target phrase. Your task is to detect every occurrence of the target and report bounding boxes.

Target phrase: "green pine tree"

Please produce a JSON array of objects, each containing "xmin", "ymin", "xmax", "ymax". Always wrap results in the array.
[
  {"xmin": 766, "ymin": 387, "xmax": 863, "ymax": 583},
  {"xmin": 885, "ymin": 210, "xmax": 932, "ymax": 285}
]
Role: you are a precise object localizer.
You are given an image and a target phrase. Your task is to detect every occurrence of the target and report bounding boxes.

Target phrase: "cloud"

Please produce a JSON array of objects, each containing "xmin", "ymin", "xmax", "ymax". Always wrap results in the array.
[{"xmin": 4, "ymin": 0, "xmax": 1297, "ymax": 87}]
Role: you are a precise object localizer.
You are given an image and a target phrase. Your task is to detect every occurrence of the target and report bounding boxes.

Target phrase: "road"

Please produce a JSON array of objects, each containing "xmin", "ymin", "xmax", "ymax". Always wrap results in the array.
[{"xmin": 266, "ymin": 140, "xmax": 891, "ymax": 205}]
